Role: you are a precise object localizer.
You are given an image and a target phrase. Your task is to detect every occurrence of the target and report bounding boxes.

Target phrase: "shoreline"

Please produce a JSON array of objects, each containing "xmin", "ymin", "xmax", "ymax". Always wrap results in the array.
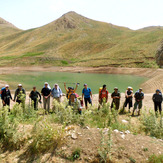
[{"xmin": 0, "ymin": 66, "xmax": 162, "ymax": 93}]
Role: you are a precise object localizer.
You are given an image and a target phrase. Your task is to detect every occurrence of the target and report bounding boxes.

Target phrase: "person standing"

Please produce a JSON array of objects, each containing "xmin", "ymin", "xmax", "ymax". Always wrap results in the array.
[
  {"xmin": 111, "ymin": 87, "xmax": 121, "ymax": 110},
  {"xmin": 14, "ymin": 84, "xmax": 26, "ymax": 105},
  {"xmin": 152, "ymin": 89, "xmax": 162, "ymax": 115},
  {"xmin": 29, "ymin": 86, "xmax": 41, "ymax": 110},
  {"xmin": 64, "ymin": 83, "xmax": 78, "ymax": 99},
  {"xmin": 41, "ymin": 82, "xmax": 51, "ymax": 113},
  {"xmin": 1, "ymin": 85, "xmax": 13, "ymax": 111},
  {"xmin": 98, "ymin": 84, "xmax": 109, "ymax": 110},
  {"xmin": 132, "ymin": 88, "xmax": 144, "ymax": 116},
  {"xmin": 51, "ymin": 84, "xmax": 62, "ymax": 102},
  {"xmin": 82, "ymin": 84, "xmax": 92, "ymax": 109},
  {"xmin": 124, "ymin": 87, "xmax": 133, "ymax": 113}
]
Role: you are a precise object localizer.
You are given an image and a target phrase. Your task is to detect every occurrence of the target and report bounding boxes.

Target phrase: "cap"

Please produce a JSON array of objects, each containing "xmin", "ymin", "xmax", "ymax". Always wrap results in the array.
[
  {"xmin": 54, "ymin": 83, "xmax": 58, "ymax": 86},
  {"xmin": 18, "ymin": 84, "xmax": 22, "ymax": 87},
  {"xmin": 114, "ymin": 87, "xmax": 118, "ymax": 90},
  {"xmin": 44, "ymin": 82, "xmax": 48, "ymax": 85},
  {"xmin": 128, "ymin": 86, "xmax": 132, "ymax": 89},
  {"xmin": 5, "ymin": 85, "xmax": 9, "ymax": 88},
  {"xmin": 84, "ymin": 84, "xmax": 87, "ymax": 86},
  {"xmin": 156, "ymin": 89, "xmax": 160, "ymax": 92},
  {"xmin": 139, "ymin": 88, "xmax": 142, "ymax": 90}
]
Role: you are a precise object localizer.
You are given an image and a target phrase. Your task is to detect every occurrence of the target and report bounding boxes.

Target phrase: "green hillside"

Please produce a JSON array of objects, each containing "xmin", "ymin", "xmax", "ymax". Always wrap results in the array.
[{"xmin": 0, "ymin": 11, "xmax": 162, "ymax": 68}]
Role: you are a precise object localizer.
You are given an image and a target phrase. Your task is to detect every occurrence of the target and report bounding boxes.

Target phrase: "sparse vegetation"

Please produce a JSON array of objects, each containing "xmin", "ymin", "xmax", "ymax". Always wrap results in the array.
[
  {"xmin": 148, "ymin": 154, "xmax": 163, "ymax": 163},
  {"xmin": 0, "ymin": 12, "xmax": 163, "ymax": 67},
  {"xmin": 0, "ymin": 95, "xmax": 162, "ymax": 162}
]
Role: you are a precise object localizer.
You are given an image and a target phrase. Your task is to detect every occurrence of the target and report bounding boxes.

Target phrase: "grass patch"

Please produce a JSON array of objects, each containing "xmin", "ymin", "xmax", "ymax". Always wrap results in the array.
[
  {"xmin": 22, "ymin": 52, "xmax": 44, "ymax": 57},
  {"xmin": 148, "ymin": 154, "xmax": 163, "ymax": 163}
]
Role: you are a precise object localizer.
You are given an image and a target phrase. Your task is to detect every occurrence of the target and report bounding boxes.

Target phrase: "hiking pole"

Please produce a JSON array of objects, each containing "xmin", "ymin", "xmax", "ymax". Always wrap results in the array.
[{"xmin": 57, "ymin": 82, "xmax": 80, "ymax": 85}]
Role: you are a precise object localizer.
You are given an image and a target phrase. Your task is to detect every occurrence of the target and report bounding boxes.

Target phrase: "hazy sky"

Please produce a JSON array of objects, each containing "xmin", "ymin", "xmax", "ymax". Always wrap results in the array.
[{"xmin": 0, "ymin": 0, "xmax": 163, "ymax": 30}]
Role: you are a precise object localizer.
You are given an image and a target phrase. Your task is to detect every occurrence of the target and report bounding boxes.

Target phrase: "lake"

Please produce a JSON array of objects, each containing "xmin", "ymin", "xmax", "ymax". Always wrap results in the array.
[{"xmin": 0, "ymin": 72, "xmax": 148, "ymax": 94}]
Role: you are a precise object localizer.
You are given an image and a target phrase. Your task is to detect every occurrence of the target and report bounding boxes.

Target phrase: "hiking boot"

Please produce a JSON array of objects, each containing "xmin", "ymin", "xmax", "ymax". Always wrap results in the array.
[
  {"xmin": 128, "ymin": 109, "xmax": 131, "ymax": 113},
  {"xmin": 138, "ymin": 110, "xmax": 140, "ymax": 116}
]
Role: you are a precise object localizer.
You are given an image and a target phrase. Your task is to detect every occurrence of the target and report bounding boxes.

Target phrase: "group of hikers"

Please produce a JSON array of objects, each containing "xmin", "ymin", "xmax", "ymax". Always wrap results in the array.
[{"xmin": 0, "ymin": 82, "xmax": 162, "ymax": 115}]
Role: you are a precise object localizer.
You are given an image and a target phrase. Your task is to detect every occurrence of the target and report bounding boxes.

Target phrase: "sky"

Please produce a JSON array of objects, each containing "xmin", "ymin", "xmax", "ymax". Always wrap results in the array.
[{"xmin": 0, "ymin": 0, "xmax": 163, "ymax": 30}]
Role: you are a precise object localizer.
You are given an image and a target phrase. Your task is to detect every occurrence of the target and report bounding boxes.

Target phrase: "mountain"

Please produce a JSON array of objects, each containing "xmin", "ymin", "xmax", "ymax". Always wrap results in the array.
[
  {"xmin": 0, "ymin": 11, "xmax": 162, "ymax": 68},
  {"xmin": 0, "ymin": 17, "xmax": 21, "ymax": 37}
]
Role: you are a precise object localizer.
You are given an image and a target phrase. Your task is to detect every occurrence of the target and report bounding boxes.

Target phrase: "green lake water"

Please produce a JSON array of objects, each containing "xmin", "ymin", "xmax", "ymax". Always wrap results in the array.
[{"xmin": 0, "ymin": 72, "xmax": 148, "ymax": 94}]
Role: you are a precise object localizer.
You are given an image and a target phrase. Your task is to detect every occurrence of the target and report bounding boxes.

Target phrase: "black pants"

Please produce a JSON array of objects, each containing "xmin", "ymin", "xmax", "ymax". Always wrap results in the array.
[
  {"xmin": 154, "ymin": 102, "xmax": 162, "ymax": 114},
  {"xmin": 16, "ymin": 99, "xmax": 22, "ymax": 104},
  {"xmin": 3, "ymin": 98, "xmax": 10, "ymax": 106},
  {"xmin": 124, "ymin": 98, "xmax": 132, "ymax": 109},
  {"xmin": 3, "ymin": 98, "xmax": 11, "ymax": 111},
  {"xmin": 84, "ymin": 98, "xmax": 92, "ymax": 107},
  {"xmin": 32, "ymin": 99, "xmax": 38, "ymax": 110}
]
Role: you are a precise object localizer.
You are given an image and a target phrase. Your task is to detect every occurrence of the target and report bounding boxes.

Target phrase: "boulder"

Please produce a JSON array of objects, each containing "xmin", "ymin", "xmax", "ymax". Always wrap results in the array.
[{"xmin": 156, "ymin": 40, "xmax": 163, "ymax": 67}]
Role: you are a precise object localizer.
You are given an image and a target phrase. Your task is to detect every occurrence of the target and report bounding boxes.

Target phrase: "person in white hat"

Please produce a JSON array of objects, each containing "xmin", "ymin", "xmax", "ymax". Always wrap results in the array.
[
  {"xmin": 41, "ymin": 82, "xmax": 51, "ymax": 113},
  {"xmin": 14, "ymin": 84, "xmax": 26, "ymax": 104},
  {"xmin": 1, "ymin": 85, "xmax": 13, "ymax": 111},
  {"xmin": 124, "ymin": 86, "xmax": 133, "ymax": 113},
  {"xmin": 51, "ymin": 83, "xmax": 62, "ymax": 102}
]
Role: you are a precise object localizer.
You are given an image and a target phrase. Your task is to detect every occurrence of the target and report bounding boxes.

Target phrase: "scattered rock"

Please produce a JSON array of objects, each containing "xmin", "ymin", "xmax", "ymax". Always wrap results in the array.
[
  {"xmin": 114, "ymin": 129, "xmax": 119, "ymax": 133},
  {"xmin": 122, "ymin": 120, "xmax": 128, "ymax": 124},
  {"xmin": 121, "ymin": 134, "xmax": 125, "ymax": 139},
  {"xmin": 71, "ymin": 133, "xmax": 78, "ymax": 140},
  {"xmin": 65, "ymin": 125, "xmax": 75, "ymax": 131},
  {"xmin": 156, "ymin": 40, "xmax": 163, "ymax": 67},
  {"xmin": 125, "ymin": 130, "xmax": 130, "ymax": 134},
  {"xmin": 61, "ymin": 146, "xmax": 67, "ymax": 150},
  {"xmin": 85, "ymin": 126, "xmax": 90, "ymax": 130},
  {"xmin": 103, "ymin": 128, "xmax": 109, "ymax": 134},
  {"xmin": 77, "ymin": 132, "xmax": 82, "ymax": 135},
  {"xmin": 120, "ymin": 132, "xmax": 124, "ymax": 134}
]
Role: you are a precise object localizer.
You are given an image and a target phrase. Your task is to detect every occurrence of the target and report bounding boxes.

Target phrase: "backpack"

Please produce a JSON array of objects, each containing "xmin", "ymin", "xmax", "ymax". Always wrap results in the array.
[
  {"xmin": 0, "ymin": 87, "xmax": 5, "ymax": 99},
  {"xmin": 99, "ymin": 88, "xmax": 108, "ymax": 99}
]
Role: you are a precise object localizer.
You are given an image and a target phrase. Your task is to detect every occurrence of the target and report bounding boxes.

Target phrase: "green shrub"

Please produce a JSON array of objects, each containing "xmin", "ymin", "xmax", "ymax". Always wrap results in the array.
[
  {"xmin": 148, "ymin": 154, "xmax": 163, "ymax": 163},
  {"xmin": 139, "ymin": 109, "xmax": 163, "ymax": 139},
  {"xmin": 68, "ymin": 148, "xmax": 81, "ymax": 161},
  {"xmin": 98, "ymin": 128, "xmax": 112, "ymax": 163},
  {"xmin": 29, "ymin": 118, "xmax": 65, "ymax": 153},
  {"xmin": 0, "ymin": 107, "xmax": 25, "ymax": 149}
]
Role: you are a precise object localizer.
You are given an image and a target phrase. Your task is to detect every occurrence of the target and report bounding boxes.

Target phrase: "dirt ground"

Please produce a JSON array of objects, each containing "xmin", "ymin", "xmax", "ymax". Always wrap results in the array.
[{"xmin": 0, "ymin": 66, "xmax": 162, "ymax": 163}]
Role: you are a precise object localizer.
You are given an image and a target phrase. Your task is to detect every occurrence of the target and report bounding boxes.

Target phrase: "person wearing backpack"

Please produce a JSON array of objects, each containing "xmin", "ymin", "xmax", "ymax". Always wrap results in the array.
[
  {"xmin": 111, "ymin": 87, "xmax": 121, "ymax": 110},
  {"xmin": 152, "ymin": 89, "xmax": 162, "ymax": 115},
  {"xmin": 82, "ymin": 84, "xmax": 92, "ymax": 110},
  {"xmin": 64, "ymin": 83, "xmax": 78, "ymax": 99},
  {"xmin": 132, "ymin": 88, "xmax": 144, "ymax": 116},
  {"xmin": 29, "ymin": 86, "xmax": 41, "ymax": 110},
  {"xmin": 98, "ymin": 85, "xmax": 109, "ymax": 110},
  {"xmin": 14, "ymin": 84, "xmax": 26, "ymax": 104},
  {"xmin": 1, "ymin": 85, "xmax": 13, "ymax": 111},
  {"xmin": 0, "ymin": 87, "xmax": 5, "ymax": 99},
  {"xmin": 51, "ymin": 83, "xmax": 62, "ymax": 102}
]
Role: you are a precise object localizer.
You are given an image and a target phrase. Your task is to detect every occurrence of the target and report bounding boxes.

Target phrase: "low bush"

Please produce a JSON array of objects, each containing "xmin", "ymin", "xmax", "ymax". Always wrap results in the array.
[
  {"xmin": 0, "ymin": 107, "xmax": 26, "ymax": 150},
  {"xmin": 148, "ymin": 154, "xmax": 163, "ymax": 163},
  {"xmin": 139, "ymin": 109, "xmax": 163, "ymax": 139},
  {"xmin": 29, "ymin": 118, "xmax": 65, "ymax": 153}
]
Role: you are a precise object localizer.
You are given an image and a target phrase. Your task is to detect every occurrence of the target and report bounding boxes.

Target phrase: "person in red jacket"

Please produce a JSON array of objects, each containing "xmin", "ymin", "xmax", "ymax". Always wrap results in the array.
[{"xmin": 98, "ymin": 85, "xmax": 109, "ymax": 110}]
